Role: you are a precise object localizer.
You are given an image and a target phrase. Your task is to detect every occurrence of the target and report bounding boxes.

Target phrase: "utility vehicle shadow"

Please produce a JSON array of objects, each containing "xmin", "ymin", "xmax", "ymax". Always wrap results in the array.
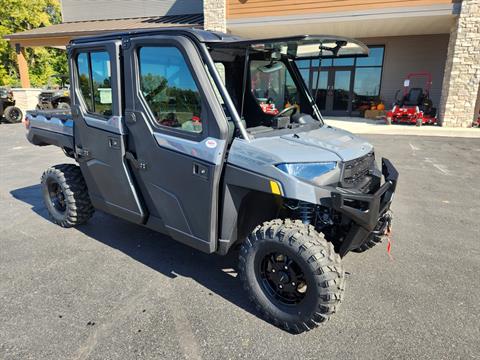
[{"xmin": 11, "ymin": 184, "xmax": 260, "ymax": 322}]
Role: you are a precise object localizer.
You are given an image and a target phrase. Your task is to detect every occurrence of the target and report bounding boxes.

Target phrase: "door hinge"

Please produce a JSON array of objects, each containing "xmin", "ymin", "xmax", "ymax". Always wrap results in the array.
[
  {"xmin": 125, "ymin": 151, "xmax": 147, "ymax": 170},
  {"xmin": 75, "ymin": 146, "xmax": 90, "ymax": 158}
]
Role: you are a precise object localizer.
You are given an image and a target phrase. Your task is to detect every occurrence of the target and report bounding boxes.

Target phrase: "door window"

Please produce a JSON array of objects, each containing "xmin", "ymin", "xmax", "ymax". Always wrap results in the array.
[
  {"xmin": 75, "ymin": 51, "xmax": 113, "ymax": 117},
  {"xmin": 138, "ymin": 46, "xmax": 203, "ymax": 134}
]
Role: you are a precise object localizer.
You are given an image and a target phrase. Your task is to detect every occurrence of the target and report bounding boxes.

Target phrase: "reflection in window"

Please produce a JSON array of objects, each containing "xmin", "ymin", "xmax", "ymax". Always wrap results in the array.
[
  {"xmin": 333, "ymin": 57, "xmax": 354, "ymax": 66},
  {"xmin": 139, "ymin": 47, "xmax": 202, "ymax": 133},
  {"xmin": 77, "ymin": 53, "xmax": 93, "ymax": 112},
  {"xmin": 90, "ymin": 52, "xmax": 112, "ymax": 117},
  {"xmin": 357, "ymin": 47, "xmax": 384, "ymax": 67},
  {"xmin": 354, "ymin": 68, "xmax": 382, "ymax": 97},
  {"xmin": 75, "ymin": 51, "xmax": 112, "ymax": 117}
]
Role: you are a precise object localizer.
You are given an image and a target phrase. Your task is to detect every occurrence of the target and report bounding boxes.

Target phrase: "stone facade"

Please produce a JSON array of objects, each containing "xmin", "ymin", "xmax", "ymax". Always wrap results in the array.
[
  {"xmin": 203, "ymin": 0, "xmax": 227, "ymax": 33},
  {"xmin": 438, "ymin": 0, "xmax": 480, "ymax": 127}
]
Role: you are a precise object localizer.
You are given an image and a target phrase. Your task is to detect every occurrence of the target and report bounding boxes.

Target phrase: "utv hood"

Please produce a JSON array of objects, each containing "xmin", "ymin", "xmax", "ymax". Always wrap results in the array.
[
  {"xmin": 228, "ymin": 126, "xmax": 373, "ymax": 170},
  {"xmin": 280, "ymin": 126, "xmax": 373, "ymax": 161}
]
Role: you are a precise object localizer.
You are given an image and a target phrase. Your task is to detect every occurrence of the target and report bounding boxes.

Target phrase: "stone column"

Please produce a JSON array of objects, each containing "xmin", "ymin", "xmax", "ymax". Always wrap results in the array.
[
  {"xmin": 438, "ymin": 0, "xmax": 480, "ymax": 127},
  {"xmin": 203, "ymin": 0, "xmax": 227, "ymax": 33}
]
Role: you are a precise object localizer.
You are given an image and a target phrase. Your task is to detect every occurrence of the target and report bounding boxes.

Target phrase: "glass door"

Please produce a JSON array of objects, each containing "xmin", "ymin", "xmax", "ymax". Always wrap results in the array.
[
  {"xmin": 332, "ymin": 70, "xmax": 352, "ymax": 113},
  {"xmin": 310, "ymin": 67, "xmax": 353, "ymax": 115},
  {"xmin": 310, "ymin": 70, "xmax": 329, "ymax": 111}
]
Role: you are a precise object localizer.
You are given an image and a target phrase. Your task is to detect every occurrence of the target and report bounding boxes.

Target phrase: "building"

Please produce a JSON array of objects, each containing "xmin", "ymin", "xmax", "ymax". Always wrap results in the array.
[{"xmin": 4, "ymin": 0, "xmax": 480, "ymax": 127}]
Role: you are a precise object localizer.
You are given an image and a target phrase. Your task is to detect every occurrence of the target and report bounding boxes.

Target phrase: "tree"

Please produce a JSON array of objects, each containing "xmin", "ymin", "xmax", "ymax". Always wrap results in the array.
[{"xmin": 0, "ymin": 0, "xmax": 67, "ymax": 87}]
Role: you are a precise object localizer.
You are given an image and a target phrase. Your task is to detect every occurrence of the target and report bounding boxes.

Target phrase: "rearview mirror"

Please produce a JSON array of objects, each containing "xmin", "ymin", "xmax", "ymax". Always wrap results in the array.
[{"xmin": 258, "ymin": 61, "xmax": 283, "ymax": 74}]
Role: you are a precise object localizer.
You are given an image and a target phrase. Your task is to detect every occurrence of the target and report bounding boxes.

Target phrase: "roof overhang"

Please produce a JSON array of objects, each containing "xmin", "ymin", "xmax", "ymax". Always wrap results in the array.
[
  {"xmin": 227, "ymin": 4, "xmax": 458, "ymax": 39},
  {"xmin": 3, "ymin": 14, "xmax": 204, "ymax": 48}
]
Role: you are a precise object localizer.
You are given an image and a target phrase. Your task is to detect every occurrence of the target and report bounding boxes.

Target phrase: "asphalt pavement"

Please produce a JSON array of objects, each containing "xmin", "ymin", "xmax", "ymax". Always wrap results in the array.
[{"xmin": 0, "ymin": 123, "xmax": 479, "ymax": 359}]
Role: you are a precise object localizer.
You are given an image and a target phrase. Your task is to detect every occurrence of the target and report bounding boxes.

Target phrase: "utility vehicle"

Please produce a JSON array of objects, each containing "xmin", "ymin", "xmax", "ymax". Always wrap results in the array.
[
  {"xmin": 24, "ymin": 29, "xmax": 398, "ymax": 333},
  {"xmin": 36, "ymin": 75, "xmax": 71, "ymax": 110},
  {"xmin": 386, "ymin": 72, "xmax": 437, "ymax": 126},
  {"xmin": 0, "ymin": 87, "xmax": 23, "ymax": 123}
]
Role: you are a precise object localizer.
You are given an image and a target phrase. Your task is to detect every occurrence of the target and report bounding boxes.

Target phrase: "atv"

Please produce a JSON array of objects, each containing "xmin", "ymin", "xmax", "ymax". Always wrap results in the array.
[
  {"xmin": 0, "ymin": 87, "xmax": 23, "ymax": 123},
  {"xmin": 386, "ymin": 72, "xmax": 437, "ymax": 126},
  {"xmin": 36, "ymin": 74, "xmax": 71, "ymax": 110},
  {"xmin": 24, "ymin": 29, "xmax": 398, "ymax": 333}
]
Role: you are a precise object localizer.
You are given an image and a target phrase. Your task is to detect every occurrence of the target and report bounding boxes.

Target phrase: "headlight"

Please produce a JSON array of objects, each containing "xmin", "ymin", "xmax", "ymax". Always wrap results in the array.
[{"xmin": 276, "ymin": 162, "xmax": 336, "ymax": 182}]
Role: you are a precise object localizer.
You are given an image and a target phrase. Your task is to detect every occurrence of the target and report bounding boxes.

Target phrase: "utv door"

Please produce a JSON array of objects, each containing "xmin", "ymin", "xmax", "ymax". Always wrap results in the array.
[
  {"xmin": 70, "ymin": 41, "xmax": 146, "ymax": 223},
  {"xmin": 122, "ymin": 36, "xmax": 228, "ymax": 252}
]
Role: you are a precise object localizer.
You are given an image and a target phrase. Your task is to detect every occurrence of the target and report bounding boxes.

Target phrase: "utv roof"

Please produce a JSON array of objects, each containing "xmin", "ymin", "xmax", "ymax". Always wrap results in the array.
[{"xmin": 70, "ymin": 28, "xmax": 368, "ymax": 58}]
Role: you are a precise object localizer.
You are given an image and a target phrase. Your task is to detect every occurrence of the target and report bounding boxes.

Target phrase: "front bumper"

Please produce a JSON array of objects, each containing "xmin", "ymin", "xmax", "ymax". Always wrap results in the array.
[{"xmin": 331, "ymin": 158, "xmax": 398, "ymax": 256}]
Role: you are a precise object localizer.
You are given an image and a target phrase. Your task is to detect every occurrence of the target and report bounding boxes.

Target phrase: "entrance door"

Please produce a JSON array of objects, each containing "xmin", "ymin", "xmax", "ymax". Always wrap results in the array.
[
  {"xmin": 331, "ymin": 69, "xmax": 353, "ymax": 114},
  {"xmin": 122, "ymin": 36, "xmax": 228, "ymax": 253},
  {"xmin": 71, "ymin": 41, "xmax": 146, "ymax": 224},
  {"xmin": 311, "ymin": 67, "xmax": 353, "ymax": 115}
]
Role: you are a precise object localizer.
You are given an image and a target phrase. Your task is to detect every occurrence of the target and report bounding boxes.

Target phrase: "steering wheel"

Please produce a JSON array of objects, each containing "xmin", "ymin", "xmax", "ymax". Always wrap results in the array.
[{"xmin": 274, "ymin": 105, "xmax": 298, "ymax": 118}]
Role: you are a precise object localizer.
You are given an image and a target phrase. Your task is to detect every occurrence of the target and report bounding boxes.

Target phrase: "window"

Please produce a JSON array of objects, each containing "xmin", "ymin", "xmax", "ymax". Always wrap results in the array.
[
  {"xmin": 354, "ymin": 68, "xmax": 382, "ymax": 97},
  {"xmin": 352, "ymin": 46, "xmax": 385, "ymax": 112},
  {"xmin": 75, "ymin": 51, "xmax": 113, "ymax": 117},
  {"xmin": 357, "ymin": 47, "xmax": 384, "ymax": 67},
  {"xmin": 250, "ymin": 60, "xmax": 300, "ymax": 114},
  {"xmin": 139, "ymin": 47, "xmax": 203, "ymax": 133},
  {"xmin": 77, "ymin": 53, "xmax": 93, "ymax": 112}
]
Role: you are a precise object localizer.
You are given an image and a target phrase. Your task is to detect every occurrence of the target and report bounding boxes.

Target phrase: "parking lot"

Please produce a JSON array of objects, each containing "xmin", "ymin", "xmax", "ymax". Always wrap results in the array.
[{"xmin": 0, "ymin": 123, "xmax": 479, "ymax": 360}]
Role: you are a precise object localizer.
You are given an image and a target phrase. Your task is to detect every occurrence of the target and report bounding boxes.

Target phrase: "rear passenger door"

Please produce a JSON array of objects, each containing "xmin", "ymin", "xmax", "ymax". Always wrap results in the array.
[
  {"xmin": 122, "ymin": 36, "xmax": 228, "ymax": 252},
  {"xmin": 71, "ymin": 41, "xmax": 146, "ymax": 223}
]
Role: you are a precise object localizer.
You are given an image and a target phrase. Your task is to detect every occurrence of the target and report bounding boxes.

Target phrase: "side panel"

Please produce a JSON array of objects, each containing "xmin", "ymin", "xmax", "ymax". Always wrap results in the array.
[{"xmin": 70, "ymin": 40, "xmax": 146, "ymax": 224}]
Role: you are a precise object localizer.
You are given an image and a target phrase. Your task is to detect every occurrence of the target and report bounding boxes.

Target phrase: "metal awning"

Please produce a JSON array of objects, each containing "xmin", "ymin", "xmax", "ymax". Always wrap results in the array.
[{"xmin": 3, "ymin": 14, "xmax": 204, "ymax": 47}]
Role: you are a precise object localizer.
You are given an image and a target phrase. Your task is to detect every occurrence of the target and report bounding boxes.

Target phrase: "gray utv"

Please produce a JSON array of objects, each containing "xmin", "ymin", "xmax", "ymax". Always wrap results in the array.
[{"xmin": 24, "ymin": 29, "xmax": 397, "ymax": 333}]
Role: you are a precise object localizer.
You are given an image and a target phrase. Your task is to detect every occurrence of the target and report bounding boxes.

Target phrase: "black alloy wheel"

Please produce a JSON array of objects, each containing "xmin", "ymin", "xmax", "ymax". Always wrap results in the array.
[
  {"xmin": 239, "ymin": 219, "xmax": 345, "ymax": 333},
  {"xmin": 259, "ymin": 252, "xmax": 307, "ymax": 305}
]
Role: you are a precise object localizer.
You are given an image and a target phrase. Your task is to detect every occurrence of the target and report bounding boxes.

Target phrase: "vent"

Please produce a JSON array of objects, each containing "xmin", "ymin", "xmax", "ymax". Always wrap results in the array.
[{"xmin": 342, "ymin": 152, "xmax": 375, "ymax": 187}]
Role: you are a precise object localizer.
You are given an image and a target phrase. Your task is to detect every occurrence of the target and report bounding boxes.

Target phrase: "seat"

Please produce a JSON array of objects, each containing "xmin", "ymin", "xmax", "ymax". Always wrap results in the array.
[{"xmin": 403, "ymin": 88, "xmax": 424, "ymax": 106}]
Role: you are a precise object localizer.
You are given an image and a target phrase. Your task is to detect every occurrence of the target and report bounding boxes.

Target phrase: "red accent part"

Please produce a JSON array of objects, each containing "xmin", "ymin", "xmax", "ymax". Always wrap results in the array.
[
  {"xmin": 259, "ymin": 102, "xmax": 279, "ymax": 115},
  {"xmin": 386, "ymin": 226, "xmax": 394, "ymax": 261},
  {"xmin": 22, "ymin": 117, "xmax": 30, "ymax": 129}
]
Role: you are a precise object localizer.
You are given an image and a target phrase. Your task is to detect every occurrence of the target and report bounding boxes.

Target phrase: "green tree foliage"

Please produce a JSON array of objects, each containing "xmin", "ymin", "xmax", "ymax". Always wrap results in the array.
[{"xmin": 0, "ymin": 0, "xmax": 67, "ymax": 87}]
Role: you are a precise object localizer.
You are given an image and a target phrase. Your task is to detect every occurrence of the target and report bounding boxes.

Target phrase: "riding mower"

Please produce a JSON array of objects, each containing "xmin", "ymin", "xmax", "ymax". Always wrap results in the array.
[
  {"xmin": 386, "ymin": 72, "xmax": 437, "ymax": 126},
  {"xmin": 0, "ymin": 87, "xmax": 23, "ymax": 123}
]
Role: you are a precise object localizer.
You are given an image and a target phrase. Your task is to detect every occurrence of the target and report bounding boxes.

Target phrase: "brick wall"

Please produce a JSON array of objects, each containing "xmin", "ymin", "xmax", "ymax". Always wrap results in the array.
[
  {"xmin": 438, "ymin": 0, "xmax": 480, "ymax": 127},
  {"xmin": 203, "ymin": 0, "xmax": 226, "ymax": 33}
]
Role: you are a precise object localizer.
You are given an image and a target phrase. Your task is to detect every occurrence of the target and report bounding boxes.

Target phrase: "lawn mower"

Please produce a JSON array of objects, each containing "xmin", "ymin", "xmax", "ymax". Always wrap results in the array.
[{"xmin": 386, "ymin": 72, "xmax": 437, "ymax": 126}]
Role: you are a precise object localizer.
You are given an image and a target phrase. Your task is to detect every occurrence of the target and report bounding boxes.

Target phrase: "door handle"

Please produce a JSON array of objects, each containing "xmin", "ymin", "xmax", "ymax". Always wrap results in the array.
[
  {"xmin": 108, "ymin": 137, "xmax": 121, "ymax": 149},
  {"xmin": 193, "ymin": 162, "xmax": 208, "ymax": 180}
]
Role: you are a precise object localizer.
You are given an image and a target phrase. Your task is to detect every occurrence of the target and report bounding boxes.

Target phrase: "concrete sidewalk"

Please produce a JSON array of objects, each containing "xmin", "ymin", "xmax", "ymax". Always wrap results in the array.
[{"xmin": 325, "ymin": 117, "xmax": 480, "ymax": 138}]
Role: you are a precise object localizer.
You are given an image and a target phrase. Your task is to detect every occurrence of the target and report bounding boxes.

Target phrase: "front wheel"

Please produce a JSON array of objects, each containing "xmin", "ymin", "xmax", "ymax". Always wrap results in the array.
[{"xmin": 239, "ymin": 219, "xmax": 345, "ymax": 333}]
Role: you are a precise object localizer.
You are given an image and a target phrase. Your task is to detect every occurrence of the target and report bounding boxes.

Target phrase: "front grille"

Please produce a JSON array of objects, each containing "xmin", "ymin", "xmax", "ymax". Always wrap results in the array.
[{"xmin": 342, "ymin": 152, "xmax": 375, "ymax": 187}]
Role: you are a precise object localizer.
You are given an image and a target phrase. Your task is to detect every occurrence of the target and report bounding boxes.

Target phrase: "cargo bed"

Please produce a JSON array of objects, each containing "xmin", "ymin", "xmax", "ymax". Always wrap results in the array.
[{"xmin": 25, "ymin": 110, "xmax": 74, "ymax": 150}]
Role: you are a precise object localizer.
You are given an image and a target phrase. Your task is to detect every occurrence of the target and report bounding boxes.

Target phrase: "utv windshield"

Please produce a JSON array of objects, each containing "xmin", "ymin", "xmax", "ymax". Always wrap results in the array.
[{"xmin": 208, "ymin": 35, "xmax": 369, "ymax": 138}]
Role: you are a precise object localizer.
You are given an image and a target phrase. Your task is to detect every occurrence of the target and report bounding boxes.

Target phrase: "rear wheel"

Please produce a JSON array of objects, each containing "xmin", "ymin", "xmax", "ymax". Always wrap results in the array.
[
  {"xmin": 41, "ymin": 164, "xmax": 94, "ymax": 227},
  {"xmin": 3, "ymin": 106, "xmax": 23, "ymax": 123},
  {"xmin": 239, "ymin": 219, "xmax": 345, "ymax": 333}
]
